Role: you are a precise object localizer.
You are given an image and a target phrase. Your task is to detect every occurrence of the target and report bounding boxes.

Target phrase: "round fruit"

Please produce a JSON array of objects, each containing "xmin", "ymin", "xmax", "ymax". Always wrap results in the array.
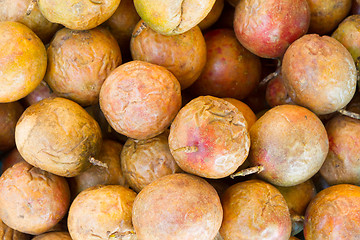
[
  {"xmin": 0, "ymin": 162, "xmax": 70, "ymax": 235},
  {"xmin": 265, "ymin": 71, "xmax": 293, "ymax": 107},
  {"xmin": 0, "ymin": 218, "xmax": 29, "ymax": 240},
  {"xmin": 304, "ymin": 184, "xmax": 360, "ymax": 239},
  {"xmin": 169, "ymin": 96, "xmax": 250, "ymax": 179},
  {"xmin": 282, "ymin": 34, "xmax": 357, "ymax": 115},
  {"xmin": 121, "ymin": 130, "xmax": 182, "ymax": 192},
  {"xmin": 220, "ymin": 179, "xmax": 291, "ymax": 240},
  {"xmin": 134, "ymin": 0, "xmax": 216, "ymax": 35},
  {"xmin": 198, "ymin": 0, "xmax": 224, "ymax": 30},
  {"xmin": 132, "ymin": 173, "xmax": 223, "ymax": 240},
  {"xmin": 223, "ymin": 98, "xmax": 257, "ymax": 130},
  {"xmin": 22, "ymin": 81, "xmax": 56, "ymax": 107},
  {"xmin": 1, "ymin": 148, "xmax": 25, "ymax": 173},
  {"xmin": 234, "ymin": 0, "xmax": 310, "ymax": 58},
  {"xmin": 0, "ymin": 22, "xmax": 47, "ymax": 103},
  {"xmin": 37, "ymin": 0, "xmax": 120, "ymax": 30},
  {"xmin": 15, "ymin": 97, "xmax": 102, "ymax": 177},
  {"xmin": 45, "ymin": 27, "xmax": 122, "ymax": 106},
  {"xmin": 131, "ymin": 21, "xmax": 206, "ymax": 90},
  {"xmin": 32, "ymin": 232, "xmax": 72, "ymax": 240},
  {"xmin": 68, "ymin": 185, "xmax": 136, "ymax": 240},
  {"xmin": 99, "ymin": 61, "xmax": 181, "ymax": 140},
  {"xmin": 249, "ymin": 105, "xmax": 329, "ymax": 187}
]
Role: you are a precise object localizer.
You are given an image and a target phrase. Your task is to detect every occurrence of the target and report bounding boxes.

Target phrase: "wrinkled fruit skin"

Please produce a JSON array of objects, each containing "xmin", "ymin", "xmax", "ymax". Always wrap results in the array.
[
  {"xmin": 0, "ymin": 22, "xmax": 47, "ymax": 103},
  {"xmin": 32, "ymin": 232, "xmax": 72, "ymax": 240},
  {"xmin": 38, "ymin": 0, "xmax": 120, "ymax": 30},
  {"xmin": 15, "ymin": 97, "xmax": 102, "ymax": 177},
  {"xmin": 332, "ymin": 15, "xmax": 360, "ymax": 63},
  {"xmin": 234, "ymin": 0, "xmax": 310, "ymax": 58},
  {"xmin": 307, "ymin": 0, "xmax": 352, "ymax": 35},
  {"xmin": 68, "ymin": 185, "xmax": 136, "ymax": 240},
  {"xmin": 282, "ymin": 34, "xmax": 357, "ymax": 115},
  {"xmin": 134, "ymin": 0, "xmax": 216, "ymax": 35},
  {"xmin": 223, "ymin": 98, "xmax": 257, "ymax": 130},
  {"xmin": 131, "ymin": 21, "xmax": 206, "ymax": 90},
  {"xmin": 121, "ymin": 130, "xmax": 182, "ymax": 192},
  {"xmin": 132, "ymin": 173, "xmax": 223, "ymax": 240},
  {"xmin": 0, "ymin": 102, "xmax": 24, "ymax": 152},
  {"xmin": 0, "ymin": 162, "xmax": 70, "ymax": 235},
  {"xmin": 250, "ymin": 105, "xmax": 329, "ymax": 187},
  {"xmin": 320, "ymin": 116, "xmax": 360, "ymax": 185},
  {"xmin": 190, "ymin": 29, "xmax": 261, "ymax": 99},
  {"xmin": 46, "ymin": 27, "xmax": 122, "ymax": 106},
  {"xmin": 304, "ymin": 184, "xmax": 360, "ymax": 239},
  {"xmin": 69, "ymin": 139, "xmax": 126, "ymax": 197},
  {"xmin": 169, "ymin": 96, "xmax": 250, "ymax": 179},
  {"xmin": 0, "ymin": 0, "xmax": 60, "ymax": 43},
  {"xmin": 220, "ymin": 179, "xmax": 292, "ymax": 240},
  {"xmin": 100, "ymin": 60, "xmax": 182, "ymax": 140}
]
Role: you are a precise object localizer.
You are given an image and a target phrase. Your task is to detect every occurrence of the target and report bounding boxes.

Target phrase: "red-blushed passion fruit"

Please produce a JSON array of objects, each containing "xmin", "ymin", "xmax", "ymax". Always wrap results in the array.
[
  {"xmin": 0, "ymin": 162, "xmax": 70, "ymax": 235},
  {"xmin": 0, "ymin": 218, "xmax": 30, "ymax": 240},
  {"xmin": 304, "ymin": 184, "xmax": 360, "ymax": 239},
  {"xmin": 68, "ymin": 185, "xmax": 136, "ymax": 240},
  {"xmin": 169, "ymin": 96, "xmax": 250, "ymax": 179},
  {"xmin": 37, "ymin": 0, "xmax": 120, "ymax": 30},
  {"xmin": 332, "ymin": 15, "xmax": 360, "ymax": 64},
  {"xmin": 190, "ymin": 29, "xmax": 261, "ymax": 99},
  {"xmin": 99, "ymin": 61, "xmax": 182, "ymax": 140},
  {"xmin": 45, "ymin": 27, "xmax": 122, "ymax": 106},
  {"xmin": 223, "ymin": 98, "xmax": 257, "ymax": 130},
  {"xmin": 0, "ymin": 0, "xmax": 60, "ymax": 43},
  {"xmin": 121, "ymin": 130, "xmax": 182, "ymax": 193},
  {"xmin": 131, "ymin": 21, "xmax": 206, "ymax": 90},
  {"xmin": 0, "ymin": 22, "xmax": 47, "ymax": 103},
  {"xmin": 198, "ymin": 0, "xmax": 224, "ymax": 30},
  {"xmin": 32, "ymin": 232, "xmax": 72, "ymax": 240},
  {"xmin": 220, "ymin": 179, "xmax": 292, "ymax": 240},
  {"xmin": 0, "ymin": 102, "xmax": 24, "ymax": 152},
  {"xmin": 132, "ymin": 173, "xmax": 223, "ymax": 240},
  {"xmin": 248, "ymin": 105, "xmax": 329, "ymax": 187},
  {"xmin": 265, "ymin": 71, "xmax": 294, "ymax": 107},
  {"xmin": 282, "ymin": 34, "xmax": 357, "ymax": 115},
  {"xmin": 69, "ymin": 139, "xmax": 126, "ymax": 197},
  {"xmin": 134, "ymin": 0, "xmax": 216, "ymax": 35},
  {"xmin": 307, "ymin": 0, "xmax": 352, "ymax": 35},
  {"xmin": 319, "ymin": 115, "xmax": 360, "ymax": 185},
  {"xmin": 234, "ymin": 0, "xmax": 310, "ymax": 58},
  {"xmin": 15, "ymin": 97, "xmax": 102, "ymax": 177}
]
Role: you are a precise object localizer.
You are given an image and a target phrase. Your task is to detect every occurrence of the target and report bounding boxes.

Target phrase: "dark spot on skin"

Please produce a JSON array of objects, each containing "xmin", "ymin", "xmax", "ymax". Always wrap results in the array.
[
  {"xmin": 19, "ymin": 215, "xmax": 24, "ymax": 218},
  {"xmin": 335, "ymin": 164, "xmax": 340, "ymax": 168},
  {"xmin": 305, "ymin": 115, "xmax": 307, "ymax": 119}
]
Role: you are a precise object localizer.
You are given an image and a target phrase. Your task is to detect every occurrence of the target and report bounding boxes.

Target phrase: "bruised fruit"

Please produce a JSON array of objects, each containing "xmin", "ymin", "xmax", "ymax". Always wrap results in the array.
[
  {"xmin": 234, "ymin": 0, "xmax": 310, "ymax": 58},
  {"xmin": 0, "ymin": 102, "xmax": 24, "ymax": 152},
  {"xmin": 220, "ymin": 179, "xmax": 292, "ymax": 240},
  {"xmin": 307, "ymin": 0, "xmax": 352, "ymax": 35},
  {"xmin": 0, "ymin": 0, "xmax": 60, "ymax": 43},
  {"xmin": 223, "ymin": 98, "xmax": 257, "ymax": 130},
  {"xmin": 69, "ymin": 139, "xmax": 126, "ymax": 197},
  {"xmin": 46, "ymin": 27, "xmax": 122, "ymax": 106},
  {"xmin": 32, "ymin": 232, "xmax": 72, "ymax": 240},
  {"xmin": 169, "ymin": 96, "xmax": 250, "ymax": 179},
  {"xmin": 0, "ymin": 162, "xmax": 70, "ymax": 235},
  {"xmin": 332, "ymin": 15, "xmax": 360, "ymax": 63},
  {"xmin": 282, "ymin": 34, "xmax": 357, "ymax": 115},
  {"xmin": 99, "ymin": 61, "xmax": 181, "ymax": 140},
  {"xmin": 198, "ymin": 0, "xmax": 224, "ymax": 30},
  {"xmin": 37, "ymin": 0, "xmax": 120, "ymax": 30},
  {"xmin": 249, "ymin": 105, "xmax": 329, "ymax": 187},
  {"xmin": 68, "ymin": 185, "xmax": 136, "ymax": 240},
  {"xmin": 134, "ymin": 0, "xmax": 216, "ymax": 35},
  {"xmin": 0, "ymin": 218, "xmax": 29, "ymax": 240},
  {"xmin": 121, "ymin": 130, "xmax": 182, "ymax": 192},
  {"xmin": 304, "ymin": 184, "xmax": 360, "ymax": 239},
  {"xmin": 190, "ymin": 29, "xmax": 261, "ymax": 99},
  {"xmin": 132, "ymin": 173, "xmax": 223, "ymax": 240},
  {"xmin": 131, "ymin": 22, "xmax": 206, "ymax": 90},
  {"xmin": 15, "ymin": 97, "xmax": 102, "ymax": 177},
  {"xmin": 320, "ymin": 115, "xmax": 360, "ymax": 185},
  {"xmin": 0, "ymin": 22, "xmax": 47, "ymax": 103}
]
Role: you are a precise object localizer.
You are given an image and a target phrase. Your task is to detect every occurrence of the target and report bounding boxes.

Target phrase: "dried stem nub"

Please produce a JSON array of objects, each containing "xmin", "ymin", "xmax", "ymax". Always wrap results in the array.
[
  {"xmin": 89, "ymin": 157, "xmax": 108, "ymax": 168},
  {"xmin": 230, "ymin": 165, "xmax": 264, "ymax": 179}
]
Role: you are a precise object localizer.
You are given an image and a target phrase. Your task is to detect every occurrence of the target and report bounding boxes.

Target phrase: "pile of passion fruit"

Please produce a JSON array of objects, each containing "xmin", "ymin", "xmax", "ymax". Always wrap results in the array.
[{"xmin": 1, "ymin": 0, "xmax": 360, "ymax": 239}]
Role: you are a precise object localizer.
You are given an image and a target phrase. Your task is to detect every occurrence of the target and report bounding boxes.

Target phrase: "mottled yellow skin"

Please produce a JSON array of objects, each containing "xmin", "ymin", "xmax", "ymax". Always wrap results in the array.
[
  {"xmin": 38, "ymin": 0, "xmax": 121, "ymax": 30},
  {"xmin": 0, "ymin": 22, "xmax": 47, "ymax": 103}
]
